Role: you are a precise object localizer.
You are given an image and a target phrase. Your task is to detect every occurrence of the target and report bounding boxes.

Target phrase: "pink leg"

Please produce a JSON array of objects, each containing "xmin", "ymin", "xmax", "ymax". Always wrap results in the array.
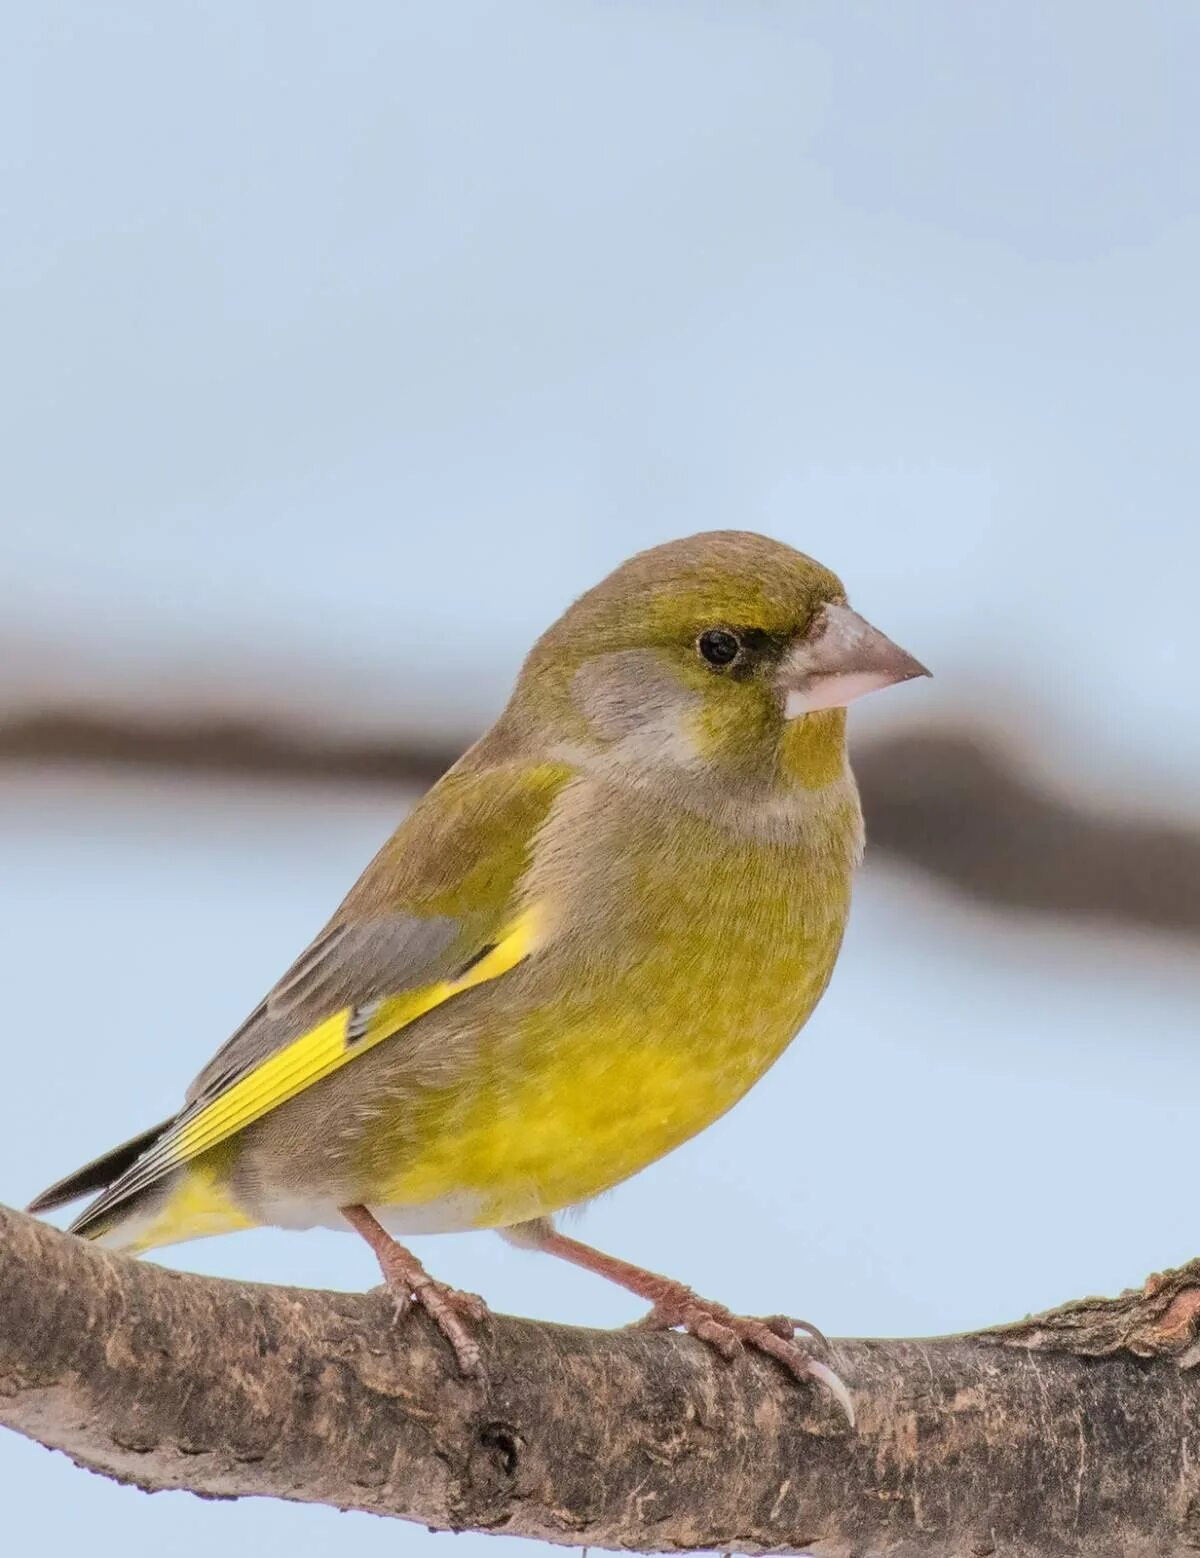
[
  {"xmin": 343, "ymin": 1203, "xmax": 488, "ymax": 1377},
  {"xmin": 504, "ymin": 1218, "xmax": 854, "ymax": 1423}
]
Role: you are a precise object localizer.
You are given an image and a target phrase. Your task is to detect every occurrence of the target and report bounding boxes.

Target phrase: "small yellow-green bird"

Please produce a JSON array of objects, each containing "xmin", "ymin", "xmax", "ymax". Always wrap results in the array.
[{"xmin": 31, "ymin": 531, "xmax": 926, "ymax": 1414}]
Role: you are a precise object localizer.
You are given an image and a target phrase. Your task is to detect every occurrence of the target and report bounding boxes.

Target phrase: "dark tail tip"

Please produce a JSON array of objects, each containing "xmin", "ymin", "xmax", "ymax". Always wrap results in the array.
[{"xmin": 27, "ymin": 1118, "xmax": 173, "ymax": 1215}]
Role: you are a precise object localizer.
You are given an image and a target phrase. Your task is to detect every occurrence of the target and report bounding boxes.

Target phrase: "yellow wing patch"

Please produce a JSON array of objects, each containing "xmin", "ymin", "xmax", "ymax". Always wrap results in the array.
[{"xmin": 162, "ymin": 909, "xmax": 539, "ymax": 1173}]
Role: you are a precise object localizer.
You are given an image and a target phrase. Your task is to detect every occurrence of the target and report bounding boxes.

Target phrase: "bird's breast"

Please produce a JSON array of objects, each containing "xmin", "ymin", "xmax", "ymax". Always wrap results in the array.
[{"xmin": 370, "ymin": 777, "xmax": 857, "ymax": 1225}]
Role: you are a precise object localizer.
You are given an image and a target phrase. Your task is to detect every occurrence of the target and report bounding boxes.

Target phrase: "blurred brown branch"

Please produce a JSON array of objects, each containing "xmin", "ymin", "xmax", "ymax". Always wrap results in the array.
[
  {"xmin": 856, "ymin": 730, "xmax": 1200, "ymax": 937},
  {"xmin": 0, "ymin": 708, "xmax": 454, "ymax": 787},
  {"xmin": 2, "ymin": 707, "xmax": 1197, "ymax": 937}
]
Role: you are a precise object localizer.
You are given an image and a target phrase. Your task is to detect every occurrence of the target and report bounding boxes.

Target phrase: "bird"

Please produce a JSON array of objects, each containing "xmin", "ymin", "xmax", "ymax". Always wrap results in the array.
[{"xmin": 29, "ymin": 530, "xmax": 928, "ymax": 1419}]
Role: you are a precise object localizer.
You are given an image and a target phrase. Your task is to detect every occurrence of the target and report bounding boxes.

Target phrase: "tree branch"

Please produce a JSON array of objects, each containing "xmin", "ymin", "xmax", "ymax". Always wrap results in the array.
[
  {"xmin": 856, "ymin": 729, "xmax": 1200, "ymax": 939},
  {"xmin": 0, "ymin": 708, "xmax": 456, "ymax": 788},
  {"xmin": 4, "ymin": 707, "xmax": 1199, "ymax": 939},
  {"xmin": 3, "ymin": 1206, "xmax": 1200, "ymax": 1554}
]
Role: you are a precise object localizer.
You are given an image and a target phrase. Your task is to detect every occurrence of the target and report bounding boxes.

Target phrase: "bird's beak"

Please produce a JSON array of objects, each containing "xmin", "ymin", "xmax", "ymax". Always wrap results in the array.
[{"xmin": 779, "ymin": 603, "xmax": 931, "ymax": 718}]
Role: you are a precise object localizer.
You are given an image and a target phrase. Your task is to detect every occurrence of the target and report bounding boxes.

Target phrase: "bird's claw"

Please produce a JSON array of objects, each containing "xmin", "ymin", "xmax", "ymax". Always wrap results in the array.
[
  {"xmin": 763, "ymin": 1313, "xmax": 833, "ymax": 1351},
  {"xmin": 384, "ymin": 1272, "xmax": 490, "ymax": 1378},
  {"xmin": 636, "ymin": 1290, "xmax": 854, "ymax": 1425}
]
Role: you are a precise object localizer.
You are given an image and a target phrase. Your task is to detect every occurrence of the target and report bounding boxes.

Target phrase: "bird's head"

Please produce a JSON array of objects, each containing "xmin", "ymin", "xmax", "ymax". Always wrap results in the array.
[{"xmin": 513, "ymin": 530, "xmax": 929, "ymax": 793}]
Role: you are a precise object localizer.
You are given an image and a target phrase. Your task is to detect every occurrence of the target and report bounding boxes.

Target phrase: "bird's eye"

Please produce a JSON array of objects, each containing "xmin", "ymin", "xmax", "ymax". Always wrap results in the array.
[{"xmin": 697, "ymin": 628, "xmax": 741, "ymax": 667}]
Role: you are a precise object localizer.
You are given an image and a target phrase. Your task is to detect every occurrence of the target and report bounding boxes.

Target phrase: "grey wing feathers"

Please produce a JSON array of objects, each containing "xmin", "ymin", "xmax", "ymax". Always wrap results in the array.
[
  {"xmin": 185, "ymin": 911, "xmax": 463, "ymax": 1108},
  {"xmin": 34, "ymin": 911, "xmax": 465, "ymax": 1228}
]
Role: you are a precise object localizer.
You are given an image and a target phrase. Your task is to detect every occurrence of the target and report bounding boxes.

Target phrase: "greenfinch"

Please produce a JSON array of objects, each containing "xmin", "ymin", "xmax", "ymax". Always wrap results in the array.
[{"xmin": 30, "ymin": 531, "xmax": 927, "ymax": 1415}]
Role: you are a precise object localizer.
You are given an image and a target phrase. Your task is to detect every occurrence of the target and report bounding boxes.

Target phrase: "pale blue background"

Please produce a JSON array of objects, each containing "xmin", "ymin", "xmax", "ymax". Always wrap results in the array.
[{"xmin": 3, "ymin": 4, "xmax": 1198, "ymax": 1554}]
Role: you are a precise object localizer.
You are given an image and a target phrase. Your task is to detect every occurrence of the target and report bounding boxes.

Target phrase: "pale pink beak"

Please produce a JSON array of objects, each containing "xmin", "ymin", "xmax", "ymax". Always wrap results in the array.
[{"xmin": 779, "ymin": 603, "xmax": 930, "ymax": 717}]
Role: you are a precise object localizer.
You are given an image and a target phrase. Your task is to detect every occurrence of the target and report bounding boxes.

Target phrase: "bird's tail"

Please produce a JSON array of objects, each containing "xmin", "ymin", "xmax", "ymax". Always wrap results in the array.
[
  {"xmin": 27, "ymin": 1122, "xmax": 254, "ymax": 1254},
  {"xmin": 28, "ymin": 1120, "xmax": 172, "ymax": 1217}
]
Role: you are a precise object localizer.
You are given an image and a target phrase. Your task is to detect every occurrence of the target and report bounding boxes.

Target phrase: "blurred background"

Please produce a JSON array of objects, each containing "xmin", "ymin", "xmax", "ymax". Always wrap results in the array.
[{"xmin": 3, "ymin": 3, "xmax": 1198, "ymax": 1554}]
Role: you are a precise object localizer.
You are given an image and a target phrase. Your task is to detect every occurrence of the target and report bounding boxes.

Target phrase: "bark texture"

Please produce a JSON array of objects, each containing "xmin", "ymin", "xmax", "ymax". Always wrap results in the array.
[{"xmin": 3, "ymin": 1205, "xmax": 1200, "ymax": 1555}]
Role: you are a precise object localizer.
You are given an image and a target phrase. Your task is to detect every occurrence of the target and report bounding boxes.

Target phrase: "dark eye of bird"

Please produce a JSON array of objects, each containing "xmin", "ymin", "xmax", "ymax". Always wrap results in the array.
[{"xmin": 697, "ymin": 628, "xmax": 741, "ymax": 667}]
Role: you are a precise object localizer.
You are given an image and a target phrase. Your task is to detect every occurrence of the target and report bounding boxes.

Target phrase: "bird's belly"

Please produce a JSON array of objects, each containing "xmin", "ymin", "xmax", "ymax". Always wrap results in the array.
[
  {"xmin": 364, "ymin": 956, "xmax": 835, "ymax": 1229},
  {"xmin": 379, "ymin": 1052, "xmax": 748, "ymax": 1226},
  {"xmin": 248, "ymin": 1015, "xmax": 807, "ymax": 1235},
  {"xmin": 237, "ymin": 846, "xmax": 850, "ymax": 1236}
]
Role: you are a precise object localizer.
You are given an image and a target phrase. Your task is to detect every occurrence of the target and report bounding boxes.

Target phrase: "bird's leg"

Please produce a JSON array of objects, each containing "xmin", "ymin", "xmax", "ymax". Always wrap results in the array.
[
  {"xmin": 342, "ymin": 1204, "xmax": 488, "ymax": 1377},
  {"xmin": 502, "ymin": 1218, "xmax": 853, "ymax": 1423}
]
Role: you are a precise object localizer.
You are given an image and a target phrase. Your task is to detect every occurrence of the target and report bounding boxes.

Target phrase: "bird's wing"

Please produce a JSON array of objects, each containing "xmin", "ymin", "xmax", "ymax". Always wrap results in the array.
[
  {"xmin": 182, "ymin": 912, "xmax": 469, "ymax": 1107},
  {"xmin": 66, "ymin": 756, "xmax": 573, "ymax": 1224}
]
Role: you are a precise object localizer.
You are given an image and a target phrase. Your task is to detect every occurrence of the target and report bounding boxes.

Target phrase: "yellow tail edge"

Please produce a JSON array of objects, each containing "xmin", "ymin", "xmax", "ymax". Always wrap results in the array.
[{"xmin": 87, "ymin": 1161, "xmax": 257, "ymax": 1255}]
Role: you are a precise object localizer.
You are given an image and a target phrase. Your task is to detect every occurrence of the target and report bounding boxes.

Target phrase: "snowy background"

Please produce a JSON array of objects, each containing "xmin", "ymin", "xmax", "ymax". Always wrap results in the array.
[{"xmin": 3, "ymin": 3, "xmax": 1198, "ymax": 1554}]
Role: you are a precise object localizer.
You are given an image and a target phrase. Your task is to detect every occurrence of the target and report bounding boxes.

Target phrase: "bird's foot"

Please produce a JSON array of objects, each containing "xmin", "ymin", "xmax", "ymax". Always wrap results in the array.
[
  {"xmin": 635, "ymin": 1287, "xmax": 853, "ymax": 1424},
  {"xmin": 343, "ymin": 1202, "xmax": 488, "ymax": 1377},
  {"xmin": 380, "ymin": 1250, "xmax": 489, "ymax": 1377},
  {"xmin": 502, "ymin": 1220, "xmax": 854, "ymax": 1423}
]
